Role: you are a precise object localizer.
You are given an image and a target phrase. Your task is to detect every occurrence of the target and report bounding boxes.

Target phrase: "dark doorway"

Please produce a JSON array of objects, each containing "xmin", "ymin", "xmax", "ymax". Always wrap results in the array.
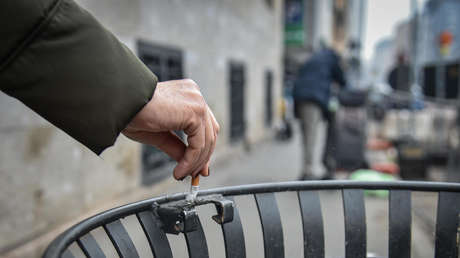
[
  {"xmin": 229, "ymin": 62, "xmax": 246, "ymax": 143},
  {"xmin": 137, "ymin": 40, "xmax": 184, "ymax": 185},
  {"xmin": 423, "ymin": 65, "xmax": 436, "ymax": 98},
  {"xmin": 445, "ymin": 63, "xmax": 459, "ymax": 99},
  {"xmin": 265, "ymin": 70, "xmax": 274, "ymax": 127}
]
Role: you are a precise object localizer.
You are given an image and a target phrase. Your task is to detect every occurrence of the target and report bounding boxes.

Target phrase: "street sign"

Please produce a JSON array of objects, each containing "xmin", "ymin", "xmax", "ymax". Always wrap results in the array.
[{"xmin": 285, "ymin": 0, "xmax": 305, "ymax": 46}]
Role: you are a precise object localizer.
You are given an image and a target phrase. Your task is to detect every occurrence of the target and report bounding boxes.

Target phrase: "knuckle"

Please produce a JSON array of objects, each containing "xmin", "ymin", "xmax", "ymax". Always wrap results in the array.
[
  {"xmin": 211, "ymin": 138, "xmax": 216, "ymax": 150},
  {"xmin": 189, "ymin": 116, "xmax": 201, "ymax": 130},
  {"xmin": 199, "ymin": 138, "xmax": 207, "ymax": 149},
  {"xmin": 183, "ymin": 78, "xmax": 195, "ymax": 84},
  {"xmin": 190, "ymin": 147, "xmax": 202, "ymax": 157},
  {"xmin": 183, "ymin": 79, "xmax": 199, "ymax": 90},
  {"xmin": 193, "ymin": 103, "xmax": 206, "ymax": 117},
  {"xmin": 215, "ymin": 123, "xmax": 221, "ymax": 135}
]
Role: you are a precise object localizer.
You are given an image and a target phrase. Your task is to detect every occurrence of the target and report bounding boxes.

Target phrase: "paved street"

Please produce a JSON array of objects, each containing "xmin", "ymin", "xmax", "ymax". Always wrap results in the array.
[{"xmin": 67, "ymin": 129, "xmax": 437, "ymax": 258}]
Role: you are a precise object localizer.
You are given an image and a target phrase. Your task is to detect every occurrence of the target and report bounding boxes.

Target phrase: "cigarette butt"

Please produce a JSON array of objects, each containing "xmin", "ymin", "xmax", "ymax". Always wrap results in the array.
[{"xmin": 192, "ymin": 175, "xmax": 200, "ymax": 186}]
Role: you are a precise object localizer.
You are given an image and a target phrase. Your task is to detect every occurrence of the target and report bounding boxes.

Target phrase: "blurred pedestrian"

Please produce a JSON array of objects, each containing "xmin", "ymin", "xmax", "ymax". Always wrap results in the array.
[
  {"xmin": 0, "ymin": 0, "xmax": 219, "ymax": 180},
  {"xmin": 387, "ymin": 53, "xmax": 411, "ymax": 92},
  {"xmin": 293, "ymin": 45, "xmax": 346, "ymax": 180}
]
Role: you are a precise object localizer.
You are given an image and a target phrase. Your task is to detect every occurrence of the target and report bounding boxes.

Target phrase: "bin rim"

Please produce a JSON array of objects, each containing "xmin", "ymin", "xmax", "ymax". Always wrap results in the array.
[{"xmin": 43, "ymin": 180, "xmax": 460, "ymax": 258}]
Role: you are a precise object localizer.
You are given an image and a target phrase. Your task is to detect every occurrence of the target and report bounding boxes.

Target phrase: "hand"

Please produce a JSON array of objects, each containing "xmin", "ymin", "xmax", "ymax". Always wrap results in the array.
[{"xmin": 122, "ymin": 79, "xmax": 220, "ymax": 180}]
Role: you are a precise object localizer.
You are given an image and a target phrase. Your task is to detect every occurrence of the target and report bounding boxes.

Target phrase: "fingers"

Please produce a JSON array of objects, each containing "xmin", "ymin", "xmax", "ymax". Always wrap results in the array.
[
  {"xmin": 198, "ymin": 162, "xmax": 210, "ymax": 177},
  {"xmin": 123, "ymin": 113, "xmax": 217, "ymax": 180},
  {"xmin": 193, "ymin": 114, "xmax": 215, "ymax": 177},
  {"xmin": 208, "ymin": 106, "xmax": 220, "ymax": 134},
  {"xmin": 123, "ymin": 79, "xmax": 220, "ymax": 180},
  {"xmin": 179, "ymin": 110, "xmax": 217, "ymax": 179},
  {"xmin": 174, "ymin": 117, "xmax": 204, "ymax": 179}
]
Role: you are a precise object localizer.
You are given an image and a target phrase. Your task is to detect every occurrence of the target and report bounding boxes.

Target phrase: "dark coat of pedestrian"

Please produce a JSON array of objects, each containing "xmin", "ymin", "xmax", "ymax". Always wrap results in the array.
[{"xmin": 293, "ymin": 48, "xmax": 346, "ymax": 120}]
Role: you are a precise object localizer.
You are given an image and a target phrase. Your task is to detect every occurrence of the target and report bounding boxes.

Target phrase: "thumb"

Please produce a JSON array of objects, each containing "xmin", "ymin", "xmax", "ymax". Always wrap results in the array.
[
  {"xmin": 143, "ymin": 131, "xmax": 190, "ymax": 180},
  {"xmin": 124, "ymin": 130, "xmax": 187, "ymax": 175},
  {"xmin": 148, "ymin": 131, "xmax": 187, "ymax": 164}
]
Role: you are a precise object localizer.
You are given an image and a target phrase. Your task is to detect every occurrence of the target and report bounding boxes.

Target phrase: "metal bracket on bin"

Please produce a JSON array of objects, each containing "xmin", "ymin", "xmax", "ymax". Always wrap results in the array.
[{"xmin": 153, "ymin": 194, "xmax": 234, "ymax": 234}]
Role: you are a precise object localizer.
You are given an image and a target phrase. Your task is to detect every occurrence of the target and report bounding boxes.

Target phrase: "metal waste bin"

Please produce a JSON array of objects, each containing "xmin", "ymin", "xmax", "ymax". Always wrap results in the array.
[{"xmin": 44, "ymin": 181, "xmax": 460, "ymax": 258}]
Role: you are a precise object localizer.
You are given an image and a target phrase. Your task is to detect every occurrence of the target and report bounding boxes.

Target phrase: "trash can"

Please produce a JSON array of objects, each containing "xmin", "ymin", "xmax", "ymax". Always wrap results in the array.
[
  {"xmin": 396, "ymin": 140, "xmax": 428, "ymax": 180},
  {"xmin": 43, "ymin": 181, "xmax": 460, "ymax": 258}
]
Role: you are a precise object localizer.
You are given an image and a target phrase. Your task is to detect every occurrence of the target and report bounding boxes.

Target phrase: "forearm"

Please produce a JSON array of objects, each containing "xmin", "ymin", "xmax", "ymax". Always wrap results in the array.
[{"xmin": 0, "ymin": 0, "xmax": 157, "ymax": 154}]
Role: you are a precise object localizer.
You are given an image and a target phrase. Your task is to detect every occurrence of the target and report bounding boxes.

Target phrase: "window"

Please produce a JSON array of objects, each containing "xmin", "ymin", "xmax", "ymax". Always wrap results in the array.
[
  {"xmin": 423, "ymin": 63, "xmax": 460, "ymax": 99},
  {"xmin": 137, "ymin": 40, "xmax": 184, "ymax": 185},
  {"xmin": 265, "ymin": 0, "xmax": 274, "ymax": 9},
  {"xmin": 138, "ymin": 40, "xmax": 183, "ymax": 81},
  {"xmin": 229, "ymin": 62, "xmax": 246, "ymax": 143},
  {"xmin": 265, "ymin": 70, "xmax": 274, "ymax": 127}
]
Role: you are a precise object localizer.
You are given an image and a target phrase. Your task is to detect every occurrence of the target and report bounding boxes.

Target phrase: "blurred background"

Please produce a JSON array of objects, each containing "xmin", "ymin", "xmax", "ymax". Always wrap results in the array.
[{"xmin": 1, "ymin": 0, "xmax": 460, "ymax": 257}]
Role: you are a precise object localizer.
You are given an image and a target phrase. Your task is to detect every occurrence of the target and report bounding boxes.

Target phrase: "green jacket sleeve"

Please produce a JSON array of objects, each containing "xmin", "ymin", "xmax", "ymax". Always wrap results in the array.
[{"xmin": 0, "ymin": 0, "xmax": 157, "ymax": 154}]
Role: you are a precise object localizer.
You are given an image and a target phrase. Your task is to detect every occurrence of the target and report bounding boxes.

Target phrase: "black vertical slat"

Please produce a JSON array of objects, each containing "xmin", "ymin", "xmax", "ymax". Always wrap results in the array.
[
  {"xmin": 388, "ymin": 190, "xmax": 411, "ymax": 258},
  {"xmin": 342, "ymin": 189, "xmax": 366, "ymax": 258},
  {"xmin": 219, "ymin": 197, "xmax": 246, "ymax": 258},
  {"xmin": 136, "ymin": 211, "xmax": 173, "ymax": 258},
  {"xmin": 435, "ymin": 191, "xmax": 460, "ymax": 257},
  {"xmin": 184, "ymin": 217, "xmax": 209, "ymax": 258},
  {"xmin": 77, "ymin": 233, "xmax": 106, "ymax": 258},
  {"xmin": 103, "ymin": 220, "xmax": 139, "ymax": 258},
  {"xmin": 298, "ymin": 190, "xmax": 324, "ymax": 258},
  {"xmin": 61, "ymin": 250, "xmax": 75, "ymax": 258},
  {"xmin": 255, "ymin": 193, "xmax": 284, "ymax": 258}
]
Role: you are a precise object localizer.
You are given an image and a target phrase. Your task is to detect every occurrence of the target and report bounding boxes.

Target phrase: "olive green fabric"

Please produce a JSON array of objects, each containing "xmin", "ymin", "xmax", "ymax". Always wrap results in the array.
[{"xmin": 0, "ymin": 0, "xmax": 157, "ymax": 154}]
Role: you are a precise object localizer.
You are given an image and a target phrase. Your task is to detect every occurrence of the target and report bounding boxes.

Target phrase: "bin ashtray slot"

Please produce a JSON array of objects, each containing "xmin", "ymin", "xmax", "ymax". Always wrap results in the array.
[{"xmin": 154, "ymin": 194, "xmax": 234, "ymax": 234}]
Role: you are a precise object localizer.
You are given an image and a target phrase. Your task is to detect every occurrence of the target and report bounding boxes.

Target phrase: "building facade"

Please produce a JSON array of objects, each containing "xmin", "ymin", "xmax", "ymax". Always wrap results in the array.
[
  {"xmin": 0, "ymin": 0, "xmax": 284, "ymax": 255},
  {"xmin": 284, "ymin": 0, "xmax": 367, "ymax": 89},
  {"xmin": 418, "ymin": 0, "xmax": 460, "ymax": 99}
]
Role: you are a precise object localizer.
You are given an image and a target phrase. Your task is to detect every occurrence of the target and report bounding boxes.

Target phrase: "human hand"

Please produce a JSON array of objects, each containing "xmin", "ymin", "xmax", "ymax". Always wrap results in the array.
[{"xmin": 122, "ymin": 79, "xmax": 220, "ymax": 180}]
